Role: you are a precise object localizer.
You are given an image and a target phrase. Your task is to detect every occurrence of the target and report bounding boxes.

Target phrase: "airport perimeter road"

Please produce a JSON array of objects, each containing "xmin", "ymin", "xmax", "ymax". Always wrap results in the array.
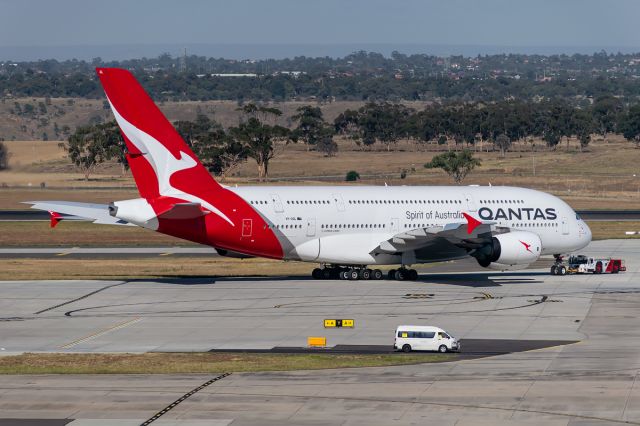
[{"xmin": 0, "ymin": 240, "xmax": 639, "ymax": 425}]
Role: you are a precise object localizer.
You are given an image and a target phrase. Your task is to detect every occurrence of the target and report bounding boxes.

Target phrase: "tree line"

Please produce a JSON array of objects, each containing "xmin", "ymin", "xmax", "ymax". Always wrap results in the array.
[
  {"xmin": 4, "ymin": 51, "xmax": 640, "ymax": 103},
  {"xmin": 63, "ymin": 98, "xmax": 640, "ymax": 181}
]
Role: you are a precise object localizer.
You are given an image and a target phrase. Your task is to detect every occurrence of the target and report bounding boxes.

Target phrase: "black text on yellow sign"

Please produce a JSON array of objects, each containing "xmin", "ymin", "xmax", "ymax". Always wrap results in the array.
[{"xmin": 324, "ymin": 319, "xmax": 354, "ymax": 328}]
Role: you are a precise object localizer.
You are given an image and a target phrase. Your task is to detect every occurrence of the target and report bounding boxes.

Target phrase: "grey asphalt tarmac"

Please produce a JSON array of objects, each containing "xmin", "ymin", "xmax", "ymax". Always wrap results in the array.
[{"xmin": 0, "ymin": 240, "xmax": 638, "ymax": 425}]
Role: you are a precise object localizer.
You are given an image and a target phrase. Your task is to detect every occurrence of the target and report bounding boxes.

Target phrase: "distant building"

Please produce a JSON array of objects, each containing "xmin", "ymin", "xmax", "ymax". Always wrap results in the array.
[{"xmin": 210, "ymin": 73, "xmax": 258, "ymax": 78}]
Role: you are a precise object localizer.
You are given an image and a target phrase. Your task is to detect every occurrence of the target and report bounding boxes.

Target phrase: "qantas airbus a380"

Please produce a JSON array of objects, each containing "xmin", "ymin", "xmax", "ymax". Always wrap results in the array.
[{"xmin": 28, "ymin": 68, "xmax": 592, "ymax": 281}]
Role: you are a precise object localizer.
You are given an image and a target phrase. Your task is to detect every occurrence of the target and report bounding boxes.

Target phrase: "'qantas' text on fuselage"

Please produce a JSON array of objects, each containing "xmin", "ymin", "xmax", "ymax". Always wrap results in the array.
[{"xmin": 478, "ymin": 207, "xmax": 558, "ymax": 221}]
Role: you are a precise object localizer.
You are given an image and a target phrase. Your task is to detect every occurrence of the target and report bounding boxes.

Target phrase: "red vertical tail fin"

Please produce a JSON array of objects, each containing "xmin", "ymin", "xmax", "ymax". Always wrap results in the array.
[{"xmin": 96, "ymin": 68, "xmax": 221, "ymax": 200}]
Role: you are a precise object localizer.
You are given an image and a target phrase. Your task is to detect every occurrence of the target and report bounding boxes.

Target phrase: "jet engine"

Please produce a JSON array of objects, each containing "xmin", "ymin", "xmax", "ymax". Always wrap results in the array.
[{"xmin": 471, "ymin": 231, "xmax": 541, "ymax": 268}]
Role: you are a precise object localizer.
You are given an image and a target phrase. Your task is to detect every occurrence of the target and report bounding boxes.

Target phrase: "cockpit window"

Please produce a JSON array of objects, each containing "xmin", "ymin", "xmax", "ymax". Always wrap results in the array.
[{"xmin": 576, "ymin": 214, "xmax": 582, "ymax": 221}]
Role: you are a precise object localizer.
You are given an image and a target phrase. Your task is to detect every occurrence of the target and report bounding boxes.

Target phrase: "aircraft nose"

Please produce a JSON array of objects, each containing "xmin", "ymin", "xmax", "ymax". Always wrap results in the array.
[{"xmin": 581, "ymin": 221, "xmax": 592, "ymax": 243}]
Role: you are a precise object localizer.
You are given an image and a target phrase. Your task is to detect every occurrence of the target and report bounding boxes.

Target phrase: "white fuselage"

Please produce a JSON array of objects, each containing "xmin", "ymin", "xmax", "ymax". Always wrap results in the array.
[{"xmin": 231, "ymin": 185, "xmax": 591, "ymax": 266}]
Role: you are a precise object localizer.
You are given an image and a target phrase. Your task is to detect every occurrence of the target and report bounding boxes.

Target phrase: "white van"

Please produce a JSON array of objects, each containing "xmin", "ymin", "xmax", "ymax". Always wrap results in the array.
[{"xmin": 394, "ymin": 325, "xmax": 460, "ymax": 353}]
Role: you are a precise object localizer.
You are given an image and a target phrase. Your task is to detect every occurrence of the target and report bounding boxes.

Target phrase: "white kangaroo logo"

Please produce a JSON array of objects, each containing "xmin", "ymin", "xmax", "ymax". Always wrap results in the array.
[{"xmin": 108, "ymin": 98, "xmax": 235, "ymax": 226}]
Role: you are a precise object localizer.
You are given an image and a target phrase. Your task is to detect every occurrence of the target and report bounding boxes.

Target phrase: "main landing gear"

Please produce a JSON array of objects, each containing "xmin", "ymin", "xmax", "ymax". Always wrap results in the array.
[
  {"xmin": 311, "ymin": 266, "xmax": 418, "ymax": 281},
  {"xmin": 388, "ymin": 268, "xmax": 418, "ymax": 281}
]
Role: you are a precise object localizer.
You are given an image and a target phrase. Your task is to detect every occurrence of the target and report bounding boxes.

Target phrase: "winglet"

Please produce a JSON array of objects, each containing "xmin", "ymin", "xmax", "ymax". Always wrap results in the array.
[
  {"xmin": 49, "ymin": 211, "xmax": 62, "ymax": 228},
  {"xmin": 462, "ymin": 212, "xmax": 482, "ymax": 235}
]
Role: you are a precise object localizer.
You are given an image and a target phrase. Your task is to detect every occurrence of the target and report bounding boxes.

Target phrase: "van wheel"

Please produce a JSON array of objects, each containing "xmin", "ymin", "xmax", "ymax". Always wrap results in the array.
[
  {"xmin": 402, "ymin": 344, "xmax": 412, "ymax": 353},
  {"xmin": 438, "ymin": 345, "xmax": 448, "ymax": 353}
]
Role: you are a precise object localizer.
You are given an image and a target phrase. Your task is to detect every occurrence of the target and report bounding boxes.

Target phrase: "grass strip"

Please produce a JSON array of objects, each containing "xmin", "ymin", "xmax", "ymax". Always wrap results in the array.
[{"xmin": 0, "ymin": 352, "xmax": 450, "ymax": 374}]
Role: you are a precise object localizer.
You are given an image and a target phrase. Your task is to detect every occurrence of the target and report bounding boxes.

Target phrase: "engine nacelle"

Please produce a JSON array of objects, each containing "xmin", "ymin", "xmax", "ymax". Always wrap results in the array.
[
  {"xmin": 473, "ymin": 230, "xmax": 541, "ymax": 268},
  {"xmin": 487, "ymin": 262, "xmax": 531, "ymax": 271}
]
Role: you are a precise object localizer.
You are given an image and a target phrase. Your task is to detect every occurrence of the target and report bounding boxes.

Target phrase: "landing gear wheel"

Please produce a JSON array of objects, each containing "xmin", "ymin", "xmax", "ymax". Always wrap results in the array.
[
  {"xmin": 558, "ymin": 265, "xmax": 567, "ymax": 276},
  {"xmin": 438, "ymin": 345, "xmax": 448, "ymax": 353},
  {"xmin": 388, "ymin": 269, "xmax": 396, "ymax": 280},
  {"xmin": 408, "ymin": 269, "xmax": 418, "ymax": 281},
  {"xmin": 312, "ymin": 268, "xmax": 322, "ymax": 279},
  {"xmin": 361, "ymin": 269, "xmax": 372, "ymax": 280},
  {"xmin": 550, "ymin": 265, "xmax": 558, "ymax": 276},
  {"xmin": 395, "ymin": 269, "xmax": 406, "ymax": 281},
  {"xmin": 402, "ymin": 344, "xmax": 412, "ymax": 353},
  {"xmin": 373, "ymin": 269, "xmax": 383, "ymax": 280},
  {"xmin": 322, "ymin": 268, "xmax": 332, "ymax": 280},
  {"xmin": 349, "ymin": 270, "xmax": 359, "ymax": 280},
  {"xmin": 339, "ymin": 270, "xmax": 349, "ymax": 280}
]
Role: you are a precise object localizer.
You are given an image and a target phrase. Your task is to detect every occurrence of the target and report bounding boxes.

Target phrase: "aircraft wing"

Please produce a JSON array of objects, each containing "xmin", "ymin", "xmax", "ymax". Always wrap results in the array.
[
  {"xmin": 24, "ymin": 201, "xmax": 133, "ymax": 227},
  {"xmin": 373, "ymin": 214, "xmax": 502, "ymax": 255}
]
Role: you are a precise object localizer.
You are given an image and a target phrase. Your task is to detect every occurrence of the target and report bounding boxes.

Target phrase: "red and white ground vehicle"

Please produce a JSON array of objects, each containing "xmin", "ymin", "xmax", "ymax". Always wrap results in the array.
[{"xmin": 552, "ymin": 255, "xmax": 626, "ymax": 275}]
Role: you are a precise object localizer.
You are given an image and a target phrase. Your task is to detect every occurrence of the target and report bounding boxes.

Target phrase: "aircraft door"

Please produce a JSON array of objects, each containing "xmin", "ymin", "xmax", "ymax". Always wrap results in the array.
[
  {"xmin": 242, "ymin": 219, "xmax": 253, "ymax": 237},
  {"xmin": 306, "ymin": 218, "xmax": 316, "ymax": 237},
  {"xmin": 562, "ymin": 216, "xmax": 569, "ymax": 235},
  {"xmin": 463, "ymin": 193, "xmax": 477, "ymax": 212},
  {"xmin": 332, "ymin": 193, "xmax": 345, "ymax": 212},
  {"xmin": 270, "ymin": 193, "xmax": 284, "ymax": 213},
  {"xmin": 391, "ymin": 218, "xmax": 399, "ymax": 233}
]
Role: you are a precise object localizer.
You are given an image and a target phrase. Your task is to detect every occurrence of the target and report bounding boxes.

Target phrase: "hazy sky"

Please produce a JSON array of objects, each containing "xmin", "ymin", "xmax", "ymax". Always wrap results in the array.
[{"xmin": 1, "ymin": 0, "xmax": 640, "ymax": 59}]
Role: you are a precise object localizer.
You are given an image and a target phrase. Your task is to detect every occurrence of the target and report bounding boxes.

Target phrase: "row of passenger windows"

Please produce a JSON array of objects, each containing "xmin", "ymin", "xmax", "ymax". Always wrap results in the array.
[
  {"xmin": 349, "ymin": 199, "xmax": 462, "ymax": 205},
  {"xmin": 480, "ymin": 199, "xmax": 524, "ymax": 204},
  {"xmin": 251, "ymin": 198, "xmax": 527, "ymax": 206},
  {"xmin": 322, "ymin": 223, "xmax": 386, "ymax": 229},
  {"xmin": 266, "ymin": 224, "xmax": 302, "ymax": 229},
  {"xmin": 515, "ymin": 222, "xmax": 558, "ymax": 228},
  {"xmin": 266, "ymin": 222, "xmax": 557, "ymax": 232},
  {"xmin": 251, "ymin": 199, "xmax": 467, "ymax": 206}
]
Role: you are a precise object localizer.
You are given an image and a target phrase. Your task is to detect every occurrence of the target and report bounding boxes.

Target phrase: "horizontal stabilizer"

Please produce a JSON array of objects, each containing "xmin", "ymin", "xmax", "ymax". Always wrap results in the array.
[
  {"xmin": 157, "ymin": 203, "xmax": 210, "ymax": 220},
  {"xmin": 24, "ymin": 201, "xmax": 133, "ymax": 226}
]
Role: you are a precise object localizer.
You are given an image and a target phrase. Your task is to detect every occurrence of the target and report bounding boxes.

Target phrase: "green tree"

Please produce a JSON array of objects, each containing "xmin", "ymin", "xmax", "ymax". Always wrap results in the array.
[
  {"xmin": 63, "ymin": 122, "xmax": 125, "ymax": 180},
  {"xmin": 291, "ymin": 106, "xmax": 331, "ymax": 151},
  {"xmin": 345, "ymin": 170, "xmax": 360, "ymax": 181},
  {"xmin": 230, "ymin": 105, "xmax": 289, "ymax": 180},
  {"xmin": 494, "ymin": 134, "xmax": 511, "ymax": 157},
  {"xmin": 592, "ymin": 96, "xmax": 623, "ymax": 142},
  {"xmin": 317, "ymin": 135, "xmax": 338, "ymax": 157},
  {"xmin": 175, "ymin": 115, "xmax": 248, "ymax": 180},
  {"xmin": 424, "ymin": 149, "xmax": 481, "ymax": 184},
  {"xmin": 619, "ymin": 105, "xmax": 640, "ymax": 148}
]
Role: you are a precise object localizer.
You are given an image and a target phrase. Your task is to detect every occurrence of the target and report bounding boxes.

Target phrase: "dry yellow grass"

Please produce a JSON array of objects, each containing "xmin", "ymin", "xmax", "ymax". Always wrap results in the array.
[
  {"xmin": 0, "ymin": 257, "xmax": 315, "ymax": 280},
  {"xmin": 587, "ymin": 221, "xmax": 640, "ymax": 240},
  {"xmin": 0, "ymin": 135, "xmax": 638, "ymax": 210},
  {"xmin": 0, "ymin": 352, "xmax": 446, "ymax": 374}
]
